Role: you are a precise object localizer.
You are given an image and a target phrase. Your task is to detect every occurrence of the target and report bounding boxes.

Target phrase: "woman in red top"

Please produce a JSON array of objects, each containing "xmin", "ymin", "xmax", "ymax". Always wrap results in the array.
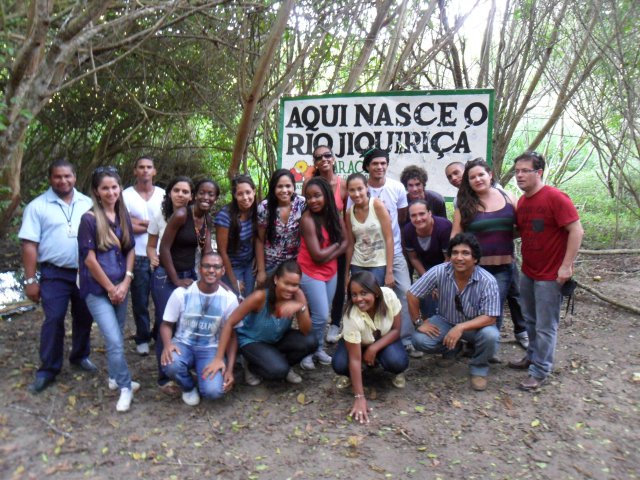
[
  {"xmin": 305, "ymin": 145, "xmax": 348, "ymax": 344},
  {"xmin": 298, "ymin": 177, "xmax": 348, "ymax": 370}
]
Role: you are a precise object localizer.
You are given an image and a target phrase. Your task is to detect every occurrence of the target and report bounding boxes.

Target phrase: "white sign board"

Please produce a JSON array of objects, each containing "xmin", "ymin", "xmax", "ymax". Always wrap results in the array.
[{"xmin": 278, "ymin": 89, "xmax": 494, "ymax": 199}]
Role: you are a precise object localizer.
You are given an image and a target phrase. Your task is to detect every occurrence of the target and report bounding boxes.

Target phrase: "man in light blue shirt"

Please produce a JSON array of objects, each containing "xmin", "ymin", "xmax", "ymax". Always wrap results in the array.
[
  {"xmin": 19, "ymin": 159, "xmax": 95, "ymax": 393},
  {"xmin": 408, "ymin": 233, "xmax": 500, "ymax": 391}
]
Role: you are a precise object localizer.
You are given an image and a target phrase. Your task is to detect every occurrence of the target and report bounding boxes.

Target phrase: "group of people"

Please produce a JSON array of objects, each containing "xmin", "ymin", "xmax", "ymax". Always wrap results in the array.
[{"xmin": 20, "ymin": 148, "xmax": 582, "ymax": 421}]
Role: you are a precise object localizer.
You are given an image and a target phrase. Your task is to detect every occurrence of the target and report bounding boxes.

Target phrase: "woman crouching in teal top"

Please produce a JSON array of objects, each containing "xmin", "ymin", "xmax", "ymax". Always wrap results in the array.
[{"xmin": 204, "ymin": 260, "xmax": 318, "ymax": 387}]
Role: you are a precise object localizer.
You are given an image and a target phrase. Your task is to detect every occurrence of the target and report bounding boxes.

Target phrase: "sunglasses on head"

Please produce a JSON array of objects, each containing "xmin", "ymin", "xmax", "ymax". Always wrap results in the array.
[{"xmin": 94, "ymin": 166, "xmax": 118, "ymax": 175}]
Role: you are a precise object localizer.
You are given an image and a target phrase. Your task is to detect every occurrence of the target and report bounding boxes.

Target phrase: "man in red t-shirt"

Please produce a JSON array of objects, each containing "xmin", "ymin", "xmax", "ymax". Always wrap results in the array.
[{"xmin": 508, "ymin": 152, "xmax": 583, "ymax": 391}]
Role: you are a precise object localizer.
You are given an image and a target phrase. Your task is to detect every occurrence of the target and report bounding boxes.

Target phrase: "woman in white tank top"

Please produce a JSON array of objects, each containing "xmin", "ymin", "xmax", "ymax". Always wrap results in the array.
[{"xmin": 344, "ymin": 173, "xmax": 395, "ymax": 288}]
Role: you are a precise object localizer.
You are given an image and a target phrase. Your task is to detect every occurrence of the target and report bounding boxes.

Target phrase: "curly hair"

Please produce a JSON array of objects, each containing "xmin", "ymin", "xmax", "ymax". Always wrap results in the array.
[
  {"xmin": 400, "ymin": 165, "xmax": 428, "ymax": 189},
  {"xmin": 457, "ymin": 158, "xmax": 496, "ymax": 230}
]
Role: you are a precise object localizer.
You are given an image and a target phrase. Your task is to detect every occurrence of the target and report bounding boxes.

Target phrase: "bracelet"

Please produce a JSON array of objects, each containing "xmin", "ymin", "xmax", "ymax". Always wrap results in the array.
[
  {"xmin": 297, "ymin": 304, "xmax": 307, "ymax": 314},
  {"xmin": 354, "ymin": 393, "xmax": 365, "ymax": 399}
]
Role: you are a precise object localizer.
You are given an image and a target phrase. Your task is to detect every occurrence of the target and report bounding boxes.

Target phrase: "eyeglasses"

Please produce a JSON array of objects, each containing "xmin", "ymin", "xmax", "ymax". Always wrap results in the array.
[
  {"xmin": 514, "ymin": 168, "xmax": 539, "ymax": 175},
  {"xmin": 201, "ymin": 263, "xmax": 224, "ymax": 270},
  {"xmin": 313, "ymin": 152, "xmax": 333, "ymax": 162}
]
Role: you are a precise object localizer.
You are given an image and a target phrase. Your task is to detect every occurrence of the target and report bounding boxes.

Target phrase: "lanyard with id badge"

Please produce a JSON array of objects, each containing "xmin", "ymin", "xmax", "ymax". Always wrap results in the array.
[{"xmin": 58, "ymin": 202, "xmax": 77, "ymax": 237}]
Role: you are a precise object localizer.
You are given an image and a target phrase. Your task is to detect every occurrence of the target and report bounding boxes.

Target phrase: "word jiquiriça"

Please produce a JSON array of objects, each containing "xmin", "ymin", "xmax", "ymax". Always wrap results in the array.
[{"xmin": 284, "ymin": 102, "xmax": 488, "ymax": 159}]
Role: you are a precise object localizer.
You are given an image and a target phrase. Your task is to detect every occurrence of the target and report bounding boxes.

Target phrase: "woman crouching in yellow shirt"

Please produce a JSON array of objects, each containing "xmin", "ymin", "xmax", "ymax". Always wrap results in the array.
[{"xmin": 331, "ymin": 271, "xmax": 409, "ymax": 423}]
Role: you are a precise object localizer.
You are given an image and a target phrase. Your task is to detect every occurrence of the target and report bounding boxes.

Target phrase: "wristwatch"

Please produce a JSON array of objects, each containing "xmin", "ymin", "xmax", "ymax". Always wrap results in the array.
[
  {"xmin": 297, "ymin": 305, "xmax": 307, "ymax": 314},
  {"xmin": 24, "ymin": 277, "xmax": 38, "ymax": 286},
  {"xmin": 125, "ymin": 271, "xmax": 135, "ymax": 280},
  {"xmin": 413, "ymin": 317, "xmax": 423, "ymax": 327}
]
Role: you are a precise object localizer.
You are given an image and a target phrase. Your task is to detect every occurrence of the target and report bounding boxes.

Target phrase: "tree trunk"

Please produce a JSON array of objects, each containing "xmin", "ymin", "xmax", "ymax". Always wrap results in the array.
[
  {"xmin": 342, "ymin": 0, "xmax": 393, "ymax": 93},
  {"xmin": 229, "ymin": 0, "xmax": 295, "ymax": 178}
]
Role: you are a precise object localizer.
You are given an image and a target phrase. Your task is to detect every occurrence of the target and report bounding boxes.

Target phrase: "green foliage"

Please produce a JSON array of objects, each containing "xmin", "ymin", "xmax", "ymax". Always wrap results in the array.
[{"xmin": 562, "ymin": 171, "xmax": 640, "ymax": 248}]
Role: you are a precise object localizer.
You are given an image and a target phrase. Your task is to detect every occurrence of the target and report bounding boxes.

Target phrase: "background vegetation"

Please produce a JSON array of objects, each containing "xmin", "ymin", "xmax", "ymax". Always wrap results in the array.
[{"xmin": 0, "ymin": 0, "xmax": 638, "ymax": 248}]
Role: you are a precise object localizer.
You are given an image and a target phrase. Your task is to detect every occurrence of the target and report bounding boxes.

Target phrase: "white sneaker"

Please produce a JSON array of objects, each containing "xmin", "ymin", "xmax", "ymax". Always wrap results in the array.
[
  {"xmin": 182, "ymin": 388, "xmax": 201, "ymax": 406},
  {"xmin": 136, "ymin": 342, "xmax": 150, "ymax": 356},
  {"xmin": 325, "ymin": 325, "xmax": 340, "ymax": 343},
  {"xmin": 109, "ymin": 378, "xmax": 140, "ymax": 392},
  {"xmin": 241, "ymin": 357, "xmax": 262, "ymax": 386},
  {"xmin": 285, "ymin": 369, "xmax": 302, "ymax": 384},
  {"xmin": 314, "ymin": 349, "xmax": 332, "ymax": 366},
  {"xmin": 392, "ymin": 373, "xmax": 406, "ymax": 389},
  {"xmin": 300, "ymin": 354, "xmax": 316, "ymax": 371},
  {"xmin": 116, "ymin": 388, "xmax": 133, "ymax": 412}
]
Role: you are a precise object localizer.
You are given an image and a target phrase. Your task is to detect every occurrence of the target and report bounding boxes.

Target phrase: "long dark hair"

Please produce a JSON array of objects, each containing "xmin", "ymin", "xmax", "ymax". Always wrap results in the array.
[
  {"xmin": 162, "ymin": 176, "xmax": 193, "ymax": 221},
  {"xmin": 457, "ymin": 158, "xmax": 496, "ymax": 230},
  {"xmin": 265, "ymin": 169, "xmax": 296, "ymax": 244},
  {"xmin": 343, "ymin": 271, "xmax": 387, "ymax": 319},
  {"xmin": 90, "ymin": 167, "xmax": 133, "ymax": 252},
  {"xmin": 265, "ymin": 260, "xmax": 301, "ymax": 315},
  {"xmin": 227, "ymin": 174, "xmax": 258, "ymax": 253},
  {"xmin": 304, "ymin": 176, "xmax": 343, "ymax": 245}
]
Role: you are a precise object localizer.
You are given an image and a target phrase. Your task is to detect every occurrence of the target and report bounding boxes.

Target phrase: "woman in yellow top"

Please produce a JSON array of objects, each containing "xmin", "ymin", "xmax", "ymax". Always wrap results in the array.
[{"xmin": 331, "ymin": 271, "xmax": 409, "ymax": 424}]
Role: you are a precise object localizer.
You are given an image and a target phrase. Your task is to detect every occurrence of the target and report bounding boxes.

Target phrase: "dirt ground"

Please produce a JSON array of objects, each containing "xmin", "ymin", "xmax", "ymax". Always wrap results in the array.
[{"xmin": 0, "ymin": 253, "xmax": 638, "ymax": 480}]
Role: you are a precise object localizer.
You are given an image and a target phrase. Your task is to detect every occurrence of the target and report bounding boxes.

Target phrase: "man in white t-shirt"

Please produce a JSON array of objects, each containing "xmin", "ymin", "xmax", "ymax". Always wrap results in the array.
[
  {"xmin": 347, "ymin": 148, "xmax": 423, "ymax": 358},
  {"xmin": 122, "ymin": 156, "xmax": 165, "ymax": 355},
  {"xmin": 160, "ymin": 252, "xmax": 239, "ymax": 406}
]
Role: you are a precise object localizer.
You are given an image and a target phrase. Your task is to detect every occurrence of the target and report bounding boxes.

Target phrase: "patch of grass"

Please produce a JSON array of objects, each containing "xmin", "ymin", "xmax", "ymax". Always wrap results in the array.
[{"xmin": 561, "ymin": 172, "xmax": 640, "ymax": 249}]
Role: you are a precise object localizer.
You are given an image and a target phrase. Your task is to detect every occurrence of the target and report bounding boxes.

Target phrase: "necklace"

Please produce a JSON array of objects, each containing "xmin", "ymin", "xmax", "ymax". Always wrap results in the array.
[{"xmin": 192, "ymin": 206, "xmax": 208, "ymax": 251}]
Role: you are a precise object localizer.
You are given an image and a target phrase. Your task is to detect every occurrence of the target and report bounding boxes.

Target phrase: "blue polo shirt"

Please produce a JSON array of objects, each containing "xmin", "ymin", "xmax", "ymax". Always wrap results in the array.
[
  {"xmin": 18, "ymin": 188, "xmax": 93, "ymax": 269},
  {"xmin": 409, "ymin": 262, "xmax": 501, "ymax": 325}
]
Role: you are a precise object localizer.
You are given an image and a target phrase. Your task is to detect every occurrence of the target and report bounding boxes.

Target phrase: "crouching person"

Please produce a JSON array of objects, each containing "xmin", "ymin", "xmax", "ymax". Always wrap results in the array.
[
  {"xmin": 206, "ymin": 260, "xmax": 317, "ymax": 387},
  {"xmin": 160, "ymin": 252, "xmax": 239, "ymax": 406},
  {"xmin": 332, "ymin": 271, "xmax": 409, "ymax": 424},
  {"xmin": 408, "ymin": 233, "xmax": 501, "ymax": 391}
]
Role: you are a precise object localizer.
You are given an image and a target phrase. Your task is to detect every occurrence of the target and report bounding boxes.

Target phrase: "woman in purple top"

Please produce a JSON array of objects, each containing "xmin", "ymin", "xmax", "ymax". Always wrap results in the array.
[
  {"xmin": 78, "ymin": 167, "xmax": 137, "ymax": 412},
  {"xmin": 452, "ymin": 158, "xmax": 517, "ymax": 334}
]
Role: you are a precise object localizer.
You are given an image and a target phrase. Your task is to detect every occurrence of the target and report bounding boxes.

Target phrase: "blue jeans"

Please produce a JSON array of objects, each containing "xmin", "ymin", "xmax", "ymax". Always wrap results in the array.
[
  {"xmin": 412, "ymin": 314, "xmax": 499, "ymax": 377},
  {"xmin": 331, "ymin": 339, "xmax": 408, "ymax": 376},
  {"xmin": 519, "ymin": 274, "xmax": 562, "ymax": 380},
  {"xmin": 223, "ymin": 262, "xmax": 255, "ymax": 298},
  {"xmin": 240, "ymin": 330, "xmax": 317, "ymax": 380},
  {"xmin": 507, "ymin": 263, "xmax": 527, "ymax": 335},
  {"xmin": 482, "ymin": 264, "xmax": 512, "ymax": 332},
  {"xmin": 300, "ymin": 272, "xmax": 337, "ymax": 351},
  {"xmin": 151, "ymin": 266, "xmax": 197, "ymax": 384},
  {"xmin": 37, "ymin": 263, "xmax": 93, "ymax": 380},
  {"xmin": 85, "ymin": 293, "xmax": 132, "ymax": 389},
  {"xmin": 350, "ymin": 264, "xmax": 386, "ymax": 286},
  {"xmin": 162, "ymin": 341, "xmax": 224, "ymax": 399},
  {"xmin": 391, "ymin": 251, "xmax": 413, "ymax": 346},
  {"xmin": 131, "ymin": 256, "xmax": 152, "ymax": 344}
]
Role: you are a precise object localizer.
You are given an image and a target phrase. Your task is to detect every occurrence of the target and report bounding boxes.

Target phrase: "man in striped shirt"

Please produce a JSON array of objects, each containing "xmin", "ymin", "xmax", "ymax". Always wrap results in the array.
[{"xmin": 408, "ymin": 233, "xmax": 501, "ymax": 391}]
